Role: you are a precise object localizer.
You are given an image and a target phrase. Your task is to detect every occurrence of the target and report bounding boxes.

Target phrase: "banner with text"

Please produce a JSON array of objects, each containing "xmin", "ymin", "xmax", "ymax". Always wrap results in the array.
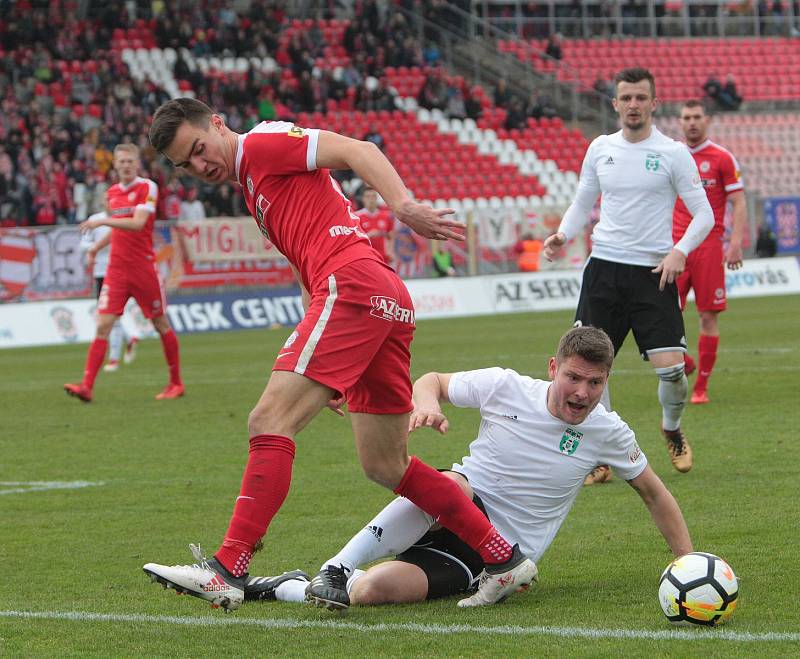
[{"xmin": 2, "ymin": 258, "xmax": 797, "ymax": 348}]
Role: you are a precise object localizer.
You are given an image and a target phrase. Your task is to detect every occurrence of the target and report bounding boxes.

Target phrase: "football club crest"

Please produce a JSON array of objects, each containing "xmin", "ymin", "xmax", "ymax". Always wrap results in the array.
[
  {"xmin": 247, "ymin": 176, "xmax": 254, "ymax": 195},
  {"xmin": 645, "ymin": 153, "xmax": 661, "ymax": 171},
  {"xmin": 700, "ymin": 161, "xmax": 711, "ymax": 173},
  {"xmin": 559, "ymin": 428, "xmax": 583, "ymax": 456}
]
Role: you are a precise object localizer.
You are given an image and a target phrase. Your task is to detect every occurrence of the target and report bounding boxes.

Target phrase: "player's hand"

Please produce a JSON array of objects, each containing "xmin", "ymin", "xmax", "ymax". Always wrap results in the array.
[
  {"xmin": 79, "ymin": 218, "xmax": 100, "ymax": 234},
  {"xmin": 326, "ymin": 393, "xmax": 346, "ymax": 417},
  {"xmin": 396, "ymin": 201, "xmax": 465, "ymax": 241},
  {"xmin": 652, "ymin": 248, "xmax": 687, "ymax": 291},
  {"xmin": 724, "ymin": 242, "xmax": 744, "ymax": 270},
  {"xmin": 543, "ymin": 232, "xmax": 567, "ymax": 261},
  {"xmin": 408, "ymin": 408, "xmax": 449, "ymax": 435}
]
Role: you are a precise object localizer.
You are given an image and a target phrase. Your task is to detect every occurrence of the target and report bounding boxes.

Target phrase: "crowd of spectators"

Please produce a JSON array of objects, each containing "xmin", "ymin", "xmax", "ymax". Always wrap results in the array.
[{"xmin": 0, "ymin": 0, "xmax": 449, "ymax": 228}]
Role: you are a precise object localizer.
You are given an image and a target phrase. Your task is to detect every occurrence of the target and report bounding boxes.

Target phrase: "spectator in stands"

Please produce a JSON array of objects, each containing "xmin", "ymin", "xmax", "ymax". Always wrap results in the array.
[
  {"xmin": 464, "ymin": 86, "xmax": 483, "ymax": 121},
  {"xmin": 544, "ymin": 33, "xmax": 563, "ymax": 61},
  {"xmin": 418, "ymin": 70, "xmax": 448, "ymax": 111},
  {"xmin": 493, "ymin": 78, "xmax": 512, "ymax": 109},
  {"xmin": 432, "ymin": 244, "xmax": 456, "ymax": 277},
  {"xmin": 756, "ymin": 223, "xmax": 778, "ymax": 257},
  {"xmin": 445, "ymin": 83, "xmax": 467, "ymax": 120},
  {"xmin": 720, "ymin": 74, "xmax": 742, "ymax": 111},
  {"xmin": 515, "ymin": 233, "xmax": 543, "ymax": 272},
  {"xmin": 179, "ymin": 186, "xmax": 206, "ymax": 222},
  {"xmin": 504, "ymin": 97, "xmax": 529, "ymax": 131},
  {"xmin": 162, "ymin": 180, "xmax": 183, "ymax": 223}
]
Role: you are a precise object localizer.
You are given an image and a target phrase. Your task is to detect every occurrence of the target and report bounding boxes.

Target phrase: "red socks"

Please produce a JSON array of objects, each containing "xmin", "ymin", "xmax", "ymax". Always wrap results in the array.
[
  {"xmin": 82, "ymin": 338, "xmax": 108, "ymax": 389},
  {"xmin": 394, "ymin": 456, "xmax": 514, "ymax": 565},
  {"xmin": 215, "ymin": 434, "xmax": 296, "ymax": 576},
  {"xmin": 159, "ymin": 329, "xmax": 182, "ymax": 385},
  {"xmin": 695, "ymin": 334, "xmax": 719, "ymax": 393}
]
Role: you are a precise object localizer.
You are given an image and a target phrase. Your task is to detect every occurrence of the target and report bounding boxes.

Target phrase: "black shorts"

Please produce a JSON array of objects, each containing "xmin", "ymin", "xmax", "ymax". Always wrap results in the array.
[
  {"xmin": 94, "ymin": 276, "xmax": 104, "ymax": 299},
  {"xmin": 394, "ymin": 492, "xmax": 488, "ymax": 600},
  {"xmin": 575, "ymin": 257, "xmax": 687, "ymax": 359}
]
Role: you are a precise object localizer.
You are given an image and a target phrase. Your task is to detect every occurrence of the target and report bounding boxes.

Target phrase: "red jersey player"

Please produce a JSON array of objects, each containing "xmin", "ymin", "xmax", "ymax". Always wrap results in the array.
[
  {"xmin": 64, "ymin": 144, "xmax": 183, "ymax": 402},
  {"xmin": 142, "ymin": 98, "xmax": 535, "ymax": 613},
  {"xmin": 355, "ymin": 186, "xmax": 396, "ymax": 265},
  {"xmin": 673, "ymin": 100, "xmax": 747, "ymax": 405}
]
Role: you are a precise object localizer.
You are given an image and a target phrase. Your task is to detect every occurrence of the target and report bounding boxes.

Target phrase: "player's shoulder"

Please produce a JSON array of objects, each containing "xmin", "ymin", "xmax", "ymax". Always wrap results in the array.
[
  {"xmin": 705, "ymin": 140, "xmax": 739, "ymax": 162},
  {"xmin": 652, "ymin": 129, "xmax": 687, "ymax": 153},
  {"xmin": 245, "ymin": 120, "xmax": 305, "ymax": 142}
]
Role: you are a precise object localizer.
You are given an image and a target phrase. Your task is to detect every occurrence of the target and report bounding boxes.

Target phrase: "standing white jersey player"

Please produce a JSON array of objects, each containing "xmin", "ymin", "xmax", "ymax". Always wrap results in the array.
[
  {"xmin": 79, "ymin": 212, "xmax": 140, "ymax": 371},
  {"xmin": 544, "ymin": 67, "xmax": 714, "ymax": 480},
  {"xmin": 241, "ymin": 326, "xmax": 693, "ymax": 607}
]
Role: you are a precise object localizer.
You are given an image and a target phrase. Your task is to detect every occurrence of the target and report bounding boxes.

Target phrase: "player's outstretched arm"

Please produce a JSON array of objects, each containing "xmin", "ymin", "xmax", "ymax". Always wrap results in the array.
[
  {"xmin": 315, "ymin": 131, "xmax": 465, "ymax": 241},
  {"xmin": 409, "ymin": 372, "xmax": 453, "ymax": 434},
  {"xmin": 79, "ymin": 207, "xmax": 150, "ymax": 233},
  {"xmin": 627, "ymin": 465, "xmax": 693, "ymax": 557}
]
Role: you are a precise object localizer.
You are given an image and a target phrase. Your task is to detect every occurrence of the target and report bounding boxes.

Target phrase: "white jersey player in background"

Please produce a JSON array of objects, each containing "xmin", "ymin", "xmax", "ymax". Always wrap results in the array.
[
  {"xmin": 543, "ymin": 67, "xmax": 714, "ymax": 481},
  {"xmin": 242, "ymin": 326, "xmax": 693, "ymax": 606},
  {"xmin": 80, "ymin": 212, "xmax": 140, "ymax": 371}
]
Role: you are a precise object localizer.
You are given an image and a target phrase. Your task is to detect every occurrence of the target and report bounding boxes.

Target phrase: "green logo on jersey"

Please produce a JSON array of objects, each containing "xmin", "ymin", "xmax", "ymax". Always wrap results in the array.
[
  {"xmin": 559, "ymin": 428, "xmax": 583, "ymax": 456},
  {"xmin": 645, "ymin": 153, "xmax": 661, "ymax": 171}
]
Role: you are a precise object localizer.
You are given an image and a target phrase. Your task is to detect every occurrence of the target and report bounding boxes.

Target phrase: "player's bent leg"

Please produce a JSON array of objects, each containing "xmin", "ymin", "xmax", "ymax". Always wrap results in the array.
[
  {"xmin": 349, "ymin": 561, "xmax": 429, "ymax": 605},
  {"xmin": 351, "ymin": 413, "xmax": 535, "ymax": 606},
  {"xmin": 249, "ymin": 370, "xmax": 335, "ymax": 438}
]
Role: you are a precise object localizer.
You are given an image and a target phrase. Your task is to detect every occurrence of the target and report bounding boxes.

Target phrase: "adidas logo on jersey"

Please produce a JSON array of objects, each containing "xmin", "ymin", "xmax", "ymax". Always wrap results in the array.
[{"xmin": 605, "ymin": 156, "xmax": 614, "ymax": 165}]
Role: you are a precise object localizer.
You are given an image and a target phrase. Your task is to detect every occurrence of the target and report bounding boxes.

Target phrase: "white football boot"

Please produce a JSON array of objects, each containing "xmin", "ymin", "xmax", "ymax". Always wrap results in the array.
[
  {"xmin": 143, "ymin": 544, "xmax": 245, "ymax": 612},
  {"xmin": 457, "ymin": 544, "xmax": 538, "ymax": 608}
]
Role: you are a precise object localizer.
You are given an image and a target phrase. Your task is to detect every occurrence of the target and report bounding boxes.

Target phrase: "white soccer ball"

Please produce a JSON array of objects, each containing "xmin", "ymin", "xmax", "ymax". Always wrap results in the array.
[{"xmin": 658, "ymin": 552, "xmax": 739, "ymax": 626}]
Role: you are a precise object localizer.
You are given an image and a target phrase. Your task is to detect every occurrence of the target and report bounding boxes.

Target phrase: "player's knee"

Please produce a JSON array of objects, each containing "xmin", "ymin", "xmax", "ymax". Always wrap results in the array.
[
  {"xmin": 361, "ymin": 456, "xmax": 408, "ymax": 490},
  {"xmin": 443, "ymin": 470, "xmax": 472, "ymax": 498},
  {"xmin": 349, "ymin": 575, "xmax": 388, "ymax": 606},
  {"xmin": 350, "ymin": 570, "xmax": 426, "ymax": 605}
]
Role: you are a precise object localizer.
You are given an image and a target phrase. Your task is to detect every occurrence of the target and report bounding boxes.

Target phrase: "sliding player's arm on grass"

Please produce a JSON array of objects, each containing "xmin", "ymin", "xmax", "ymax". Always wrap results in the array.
[{"xmin": 627, "ymin": 465, "xmax": 693, "ymax": 557}]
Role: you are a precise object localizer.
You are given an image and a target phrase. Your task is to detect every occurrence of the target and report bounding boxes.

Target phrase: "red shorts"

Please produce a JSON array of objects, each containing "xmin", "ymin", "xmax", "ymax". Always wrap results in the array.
[
  {"xmin": 677, "ymin": 238, "xmax": 726, "ymax": 313},
  {"xmin": 97, "ymin": 262, "xmax": 167, "ymax": 319},
  {"xmin": 274, "ymin": 260, "xmax": 415, "ymax": 414}
]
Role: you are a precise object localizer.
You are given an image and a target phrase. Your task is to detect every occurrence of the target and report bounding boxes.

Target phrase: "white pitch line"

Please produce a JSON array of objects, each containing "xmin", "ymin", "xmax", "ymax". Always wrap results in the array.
[
  {"xmin": 0, "ymin": 481, "xmax": 104, "ymax": 496},
  {"xmin": 1, "ymin": 610, "xmax": 798, "ymax": 643}
]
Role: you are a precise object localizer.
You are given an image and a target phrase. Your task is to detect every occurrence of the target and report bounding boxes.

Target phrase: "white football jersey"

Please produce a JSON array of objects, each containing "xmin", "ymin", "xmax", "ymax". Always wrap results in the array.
[
  {"xmin": 79, "ymin": 216, "xmax": 111, "ymax": 278},
  {"xmin": 448, "ymin": 367, "xmax": 647, "ymax": 562},
  {"xmin": 564, "ymin": 127, "xmax": 712, "ymax": 266}
]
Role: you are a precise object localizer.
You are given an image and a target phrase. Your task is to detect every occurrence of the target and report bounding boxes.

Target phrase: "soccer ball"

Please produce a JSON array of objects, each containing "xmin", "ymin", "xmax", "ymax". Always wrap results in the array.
[{"xmin": 658, "ymin": 552, "xmax": 739, "ymax": 626}]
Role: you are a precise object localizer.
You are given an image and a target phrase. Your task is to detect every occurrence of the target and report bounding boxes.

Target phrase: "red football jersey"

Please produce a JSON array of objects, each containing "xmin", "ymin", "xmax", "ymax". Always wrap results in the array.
[
  {"xmin": 673, "ymin": 140, "xmax": 743, "ymax": 241},
  {"xmin": 355, "ymin": 207, "xmax": 395, "ymax": 263},
  {"xmin": 107, "ymin": 177, "xmax": 158, "ymax": 267},
  {"xmin": 236, "ymin": 121, "xmax": 381, "ymax": 291}
]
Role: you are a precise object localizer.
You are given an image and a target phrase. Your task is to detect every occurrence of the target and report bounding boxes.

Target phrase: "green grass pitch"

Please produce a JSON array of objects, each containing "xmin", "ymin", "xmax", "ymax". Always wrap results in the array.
[{"xmin": 1, "ymin": 295, "xmax": 799, "ymax": 657}]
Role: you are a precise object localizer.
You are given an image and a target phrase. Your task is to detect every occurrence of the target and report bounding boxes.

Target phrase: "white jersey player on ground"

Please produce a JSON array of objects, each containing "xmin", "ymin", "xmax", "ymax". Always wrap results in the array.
[
  {"xmin": 543, "ymin": 67, "xmax": 714, "ymax": 481},
  {"xmin": 80, "ymin": 212, "xmax": 140, "ymax": 371},
  {"xmin": 242, "ymin": 326, "xmax": 693, "ymax": 607}
]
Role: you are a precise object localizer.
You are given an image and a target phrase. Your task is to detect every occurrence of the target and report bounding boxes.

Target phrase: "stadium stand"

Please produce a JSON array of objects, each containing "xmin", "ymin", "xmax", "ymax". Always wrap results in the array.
[
  {"xmin": 498, "ymin": 37, "xmax": 800, "ymax": 102},
  {"xmin": 658, "ymin": 112, "xmax": 800, "ymax": 197}
]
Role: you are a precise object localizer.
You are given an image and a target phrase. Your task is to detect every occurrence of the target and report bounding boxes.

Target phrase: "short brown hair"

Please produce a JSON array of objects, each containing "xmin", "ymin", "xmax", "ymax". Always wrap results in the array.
[
  {"xmin": 681, "ymin": 99, "xmax": 710, "ymax": 114},
  {"xmin": 615, "ymin": 67, "xmax": 656, "ymax": 99},
  {"xmin": 149, "ymin": 98, "xmax": 213, "ymax": 153},
  {"xmin": 556, "ymin": 326, "xmax": 615, "ymax": 373},
  {"xmin": 113, "ymin": 143, "xmax": 139, "ymax": 158}
]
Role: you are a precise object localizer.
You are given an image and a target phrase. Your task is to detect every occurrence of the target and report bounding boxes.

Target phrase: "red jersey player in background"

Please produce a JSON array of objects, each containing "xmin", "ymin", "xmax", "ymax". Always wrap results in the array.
[
  {"xmin": 142, "ymin": 98, "xmax": 536, "ymax": 613},
  {"xmin": 673, "ymin": 100, "xmax": 747, "ymax": 405},
  {"xmin": 64, "ymin": 144, "xmax": 183, "ymax": 402},
  {"xmin": 355, "ymin": 186, "xmax": 396, "ymax": 265}
]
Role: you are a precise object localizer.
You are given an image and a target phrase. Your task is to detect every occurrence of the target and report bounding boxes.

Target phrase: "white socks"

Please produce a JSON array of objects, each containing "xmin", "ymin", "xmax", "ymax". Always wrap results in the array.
[
  {"xmin": 656, "ymin": 363, "xmax": 687, "ymax": 431},
  {"xmin": 319, "ymin": 496, "xmax": 435, "ymax": 575},
  {"xmin": 272, "ymin": 569, "xmax": 367, "ymax": 602},
  {"xmin": 108, "ymin": 321, "xmax": 125, "ymax": 361}
]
